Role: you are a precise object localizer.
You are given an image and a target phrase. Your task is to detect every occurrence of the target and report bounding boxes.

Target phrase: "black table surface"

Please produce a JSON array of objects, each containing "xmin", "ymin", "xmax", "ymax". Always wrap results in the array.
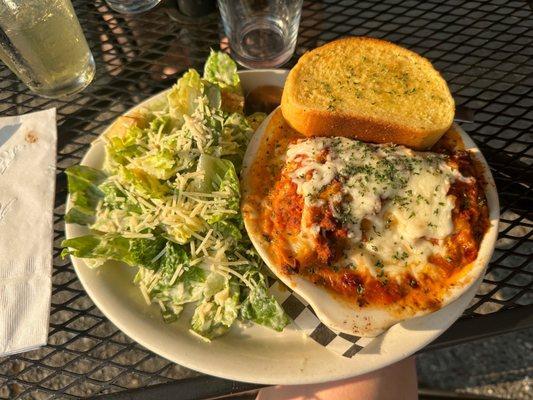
[{"xmin": 0, "ymin": 0, "xmax": 531, "ymax": 398}]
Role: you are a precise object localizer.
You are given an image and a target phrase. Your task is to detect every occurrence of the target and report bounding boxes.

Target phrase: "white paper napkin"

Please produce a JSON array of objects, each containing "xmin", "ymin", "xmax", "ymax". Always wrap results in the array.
[{"xmin": 0, "ymin": 109, "xmax": 57, "ymax": 356}]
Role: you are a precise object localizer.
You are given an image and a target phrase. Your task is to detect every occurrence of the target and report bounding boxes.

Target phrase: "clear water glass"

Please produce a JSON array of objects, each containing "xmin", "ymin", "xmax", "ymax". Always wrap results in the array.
[
  {"xmin": 105, "ymin": 0, "xmax": 161, "ymax": 14},
  {"xmin": 0, "ymin": 0, "xmax": 95, "ymax": 98},
  {"xmin": 218, "ymin": 0, "xmax": 303, "ymax": 69}
]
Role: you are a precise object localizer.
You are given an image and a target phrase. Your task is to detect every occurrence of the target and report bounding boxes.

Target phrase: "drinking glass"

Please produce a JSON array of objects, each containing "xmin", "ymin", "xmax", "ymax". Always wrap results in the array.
[
  {"xmin": 0, "ymin": 0, "xmax": 95, "ymax": 98},
  {"xmin": 105, "ymin": 0, "xmax": 161, "ymax": 14},
  {"xmin": 218, "ymin": 0, "xmax": 303, "ymax": 69}
]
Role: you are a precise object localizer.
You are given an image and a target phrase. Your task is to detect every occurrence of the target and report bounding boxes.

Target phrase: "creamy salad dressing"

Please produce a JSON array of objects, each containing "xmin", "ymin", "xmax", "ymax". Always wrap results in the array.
[{"xmin": 286, "ymin": 137, "xmax": 471, "ymax": 279}]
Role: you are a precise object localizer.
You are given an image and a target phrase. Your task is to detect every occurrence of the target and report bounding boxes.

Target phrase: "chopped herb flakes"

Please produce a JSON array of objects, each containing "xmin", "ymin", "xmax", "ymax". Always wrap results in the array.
[{"xmin": 285, "ymin": 136, "xmax": 467, "ymax": 279}]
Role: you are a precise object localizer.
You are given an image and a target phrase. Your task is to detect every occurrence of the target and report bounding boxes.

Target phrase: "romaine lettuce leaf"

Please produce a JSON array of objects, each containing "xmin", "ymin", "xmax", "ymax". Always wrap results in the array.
[
  {"xmin": 161, "ymin": 305, "xmax": 183, "ymax": 324},
  {"xmin": 118, "ymin": 166, "xmax": 169, "ymax": 198},
  {"xmin": 182, "ymin": 105, "xmax": 223, "ymax": 156},
  {"xmin": 204, "ymin": 81, "xmax": 222, "ymax": 110},
  {"xmin": 190, "ymin": 275, "xmax": 240, "ymax": 340},
  {"xmin": 106, "ymin": 125, "xmax": 144, "ymax": 168},
  {"xmin": 64, "ymin": 165, "xmax": 107, "ymax": 225},
  {"xmin": 150, "ymin": 242, "xmax": 206, "ymax": 305},
  {"xmin": 203, "ymin": 50, "xmax": 241, "ymax": 93},
  {"xmin": 167, "ymin": 69, "xmax": 222, "ymax": 120},
  {"xmin": 130, "ymin": 149, "xmax": 177, "ymax": 180},
  {"xmin": 159, "ymin": 241, "xmax": 189, "ymax": 275},
  {"xmin": 204, "ymin": 51, "xmax": 244, "ymax": 114},
  {"xmin": 240, "ymin": 284, "xmax": 290, "ymax": 332},
  {"xmin": 151, "ymin": 241, "xmax": 190, "ymax": 291},
  {"xmin": 64, "ymin": 208, "xmax": 96, "ymax": 226},
  {"xmin": 61, "ymin": 234, "xmax": 129, "ymax": 262},
  {"xmin": 194, "ymin": 154, "xmax": 237, "ymax": 192},
  {"xmin": 128, "ymin": 236, "xmax": 167, "ymax": 269},
  {"xmin": 167, "ymin": 69, "xmax": 204, "ymax": 121},
  {"xmin": 149, "ymin": 115, "xmax": 172, "ymax": 135},
  {"xmin": 210, "ymin": 220, "xmax": 242, "ymax": 240},
  {"xmin": 221, "ymin": 113, "xmax": 253, "ymax": 169},
  {"xmin": 230, "ymin": 250, "xmax": 290, "ymax": 331},
  {"xmin": 61, "ymin": 234, "xmax": 165, "ymax": 270},
  {"xmin": 193, "ymin": 154, "xmax": 240, "ymax": 225},
  {"xmin": 99, "ymin": 181, "xmax": 142, "ymax": 214},
  {"xmin": 167, "ymin": 267, "xmax": 207, "ymax": 305},
  {"xmin": 212, "ymin": 166, "xmax": 240, "ymax": 222},
  {"xmin": 164, "ymin": 219, "xmax": 205, "ymax": 245}
]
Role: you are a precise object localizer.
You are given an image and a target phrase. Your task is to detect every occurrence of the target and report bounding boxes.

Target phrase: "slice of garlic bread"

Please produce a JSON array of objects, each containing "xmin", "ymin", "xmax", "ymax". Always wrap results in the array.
[{"xmin": 281, "ymin": 37, "xmax": 455, "ymax": 149}]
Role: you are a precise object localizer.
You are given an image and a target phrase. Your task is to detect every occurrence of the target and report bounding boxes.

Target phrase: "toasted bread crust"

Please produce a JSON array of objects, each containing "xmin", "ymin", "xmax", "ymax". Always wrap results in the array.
[
  {"xmin": 281, "ymin": 37, "xmax": 454, "ymax": 150},
  {"xmin": 281, "ymin": 100, "xmax": 443, "ymax": 149}
]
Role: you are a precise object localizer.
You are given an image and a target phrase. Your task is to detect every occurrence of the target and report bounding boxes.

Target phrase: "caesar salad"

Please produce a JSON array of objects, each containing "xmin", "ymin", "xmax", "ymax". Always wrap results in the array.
[{"xmin": 62, "ymin": 51, "xmax": 289, "ymax": 341}]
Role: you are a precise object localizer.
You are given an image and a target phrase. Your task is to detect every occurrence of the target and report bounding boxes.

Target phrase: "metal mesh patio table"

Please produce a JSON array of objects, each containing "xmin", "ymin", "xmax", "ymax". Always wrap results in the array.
[{"xmin": 0, "ymin": 0, "xmax": 531, "ymax": 398}]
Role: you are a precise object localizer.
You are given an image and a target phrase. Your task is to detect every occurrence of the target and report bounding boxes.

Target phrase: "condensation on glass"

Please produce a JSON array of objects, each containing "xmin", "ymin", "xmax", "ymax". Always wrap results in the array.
[{"xmin": 0, "ymin": 0, "xmax": 95, "ymax": 98}]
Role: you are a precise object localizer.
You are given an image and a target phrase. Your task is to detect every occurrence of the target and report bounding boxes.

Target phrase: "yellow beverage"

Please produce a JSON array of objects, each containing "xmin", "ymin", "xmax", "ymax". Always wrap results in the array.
[{"xmin": 0, "ymin": 0, "xmax": 95, "ymax": 97}]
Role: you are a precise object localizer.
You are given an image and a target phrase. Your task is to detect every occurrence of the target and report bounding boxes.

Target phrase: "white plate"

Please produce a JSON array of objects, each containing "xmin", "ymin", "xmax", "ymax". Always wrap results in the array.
[{"xmin": 65, "ymin": 70, "xmax": 500, "ymax": 385}]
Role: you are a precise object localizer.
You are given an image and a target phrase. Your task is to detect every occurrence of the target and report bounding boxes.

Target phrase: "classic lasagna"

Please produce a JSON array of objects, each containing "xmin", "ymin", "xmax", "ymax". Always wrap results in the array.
[{"xmin": 244, "ymin": 111, "xmax": 489, "ymax": 316}]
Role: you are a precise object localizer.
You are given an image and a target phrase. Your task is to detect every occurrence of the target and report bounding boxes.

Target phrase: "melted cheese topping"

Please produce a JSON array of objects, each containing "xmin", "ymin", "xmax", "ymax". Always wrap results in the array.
[{"xmin": 286, "ymin": 137, "xmax": 471, "ymax": 279}]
